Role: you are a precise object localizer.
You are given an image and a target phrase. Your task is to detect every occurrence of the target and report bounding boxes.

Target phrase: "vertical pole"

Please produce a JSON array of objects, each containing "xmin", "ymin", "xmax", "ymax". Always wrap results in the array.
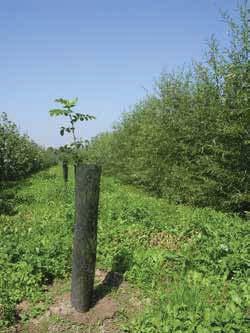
[
  {"xmin": 71, "ymin": 164, "xmax": 101, "ymax": 312},
  {"xmin": 62, "ymin": 161, "xmax": 68, "ymax": 183},
  {"xmin": 248, "ymin": 1, "xmax": 250, "ymax": 60}
]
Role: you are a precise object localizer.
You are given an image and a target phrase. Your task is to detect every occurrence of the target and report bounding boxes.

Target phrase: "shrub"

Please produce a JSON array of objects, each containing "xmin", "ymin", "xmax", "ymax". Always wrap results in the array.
[
  {"xmin": 86, "ymin": 5, "xmax": 249, "ymax": 213},
  {"xmin": 0, "ymin": 112, "xmax": 56, "ymax": 182}
]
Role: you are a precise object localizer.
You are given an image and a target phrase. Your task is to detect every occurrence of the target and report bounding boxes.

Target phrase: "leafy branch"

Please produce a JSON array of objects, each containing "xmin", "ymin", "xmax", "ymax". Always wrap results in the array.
[{"xmin": 49, "ymin": 98, "xmax": 95, "ymax": 145}]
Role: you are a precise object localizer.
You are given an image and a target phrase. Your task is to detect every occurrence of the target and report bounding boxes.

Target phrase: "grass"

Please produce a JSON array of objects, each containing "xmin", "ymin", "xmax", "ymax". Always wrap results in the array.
[{"xmin": 0, "ymin": 166, "xmax": 249, "ymax": 332}]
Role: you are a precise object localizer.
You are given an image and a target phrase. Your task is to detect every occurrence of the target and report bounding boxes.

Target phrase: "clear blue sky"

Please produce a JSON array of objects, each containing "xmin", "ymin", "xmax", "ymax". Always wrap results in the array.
[{"xmin": 1, "ymin": 0, "xmax": 240, "ymax": 147}]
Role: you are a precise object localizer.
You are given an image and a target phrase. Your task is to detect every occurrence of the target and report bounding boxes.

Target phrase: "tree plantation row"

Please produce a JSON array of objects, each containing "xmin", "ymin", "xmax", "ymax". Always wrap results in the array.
[
  {"xmin": 0, "ymin": 3, "xmax": 249, "ymax": 332},
  {"xmin": 84, "ymin": 6, "xmax": 249, "ymax": 214},
  {"xmin": 0, "ymin": 113, "xmax": 57, "ymax": 182},
  {"xmin": 1, "ymin": 5, "xmax": 249, "ymax": 215}
]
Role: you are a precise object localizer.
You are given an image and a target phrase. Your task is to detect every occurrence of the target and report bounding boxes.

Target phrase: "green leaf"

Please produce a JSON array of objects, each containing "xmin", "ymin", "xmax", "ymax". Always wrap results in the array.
[
  {"xmin": 49, "ymin": 109, "xmax": 65, "ymax": 116},
  {"xmin": 54, "ymin": 97, "xmax": 78, "ymax": 109},
  {"xmin": 77, "ymin": 113, "xmax": 96, "ymax": 121},
  {"xmin": 60, "ymin": 127, "xmax": 65, "ymax": 136}
]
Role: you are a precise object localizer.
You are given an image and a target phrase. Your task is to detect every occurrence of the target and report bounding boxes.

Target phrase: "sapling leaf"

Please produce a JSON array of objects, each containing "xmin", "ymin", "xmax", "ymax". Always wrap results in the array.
[
  {"xmin": 49, "ymin": 109, "xmax": 65, "ymax": 116},
  {"xmin": 60, "ymin": 127, "xmax": 65, "ymax": 136},
  {"xmin": 55, "ymin": 97, "xmax": 78, "ymax": 109}
]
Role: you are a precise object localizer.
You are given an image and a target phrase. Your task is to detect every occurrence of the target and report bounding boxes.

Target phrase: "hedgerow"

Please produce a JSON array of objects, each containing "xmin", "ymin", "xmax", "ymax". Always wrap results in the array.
[
  {"xmin": 0, "ymin": 112, "xmax": 57, "ymax": 182},
  {"xmin": 86, "ymin": 4, "xmax": 249, "ymax": 213}
]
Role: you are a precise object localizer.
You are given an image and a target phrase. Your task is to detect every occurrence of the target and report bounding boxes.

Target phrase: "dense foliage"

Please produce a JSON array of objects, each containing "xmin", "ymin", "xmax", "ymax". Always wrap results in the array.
[
  {"xmin": 0, "ymin": 167, "xmax": 249, "ymax": 331},
  {"xmin": 0, "ymin": 112, "xmax": 57, "ymax": 182},
  {"xmin": 86, "ymin": 5, "xmax": 249, "ymax": 213}
]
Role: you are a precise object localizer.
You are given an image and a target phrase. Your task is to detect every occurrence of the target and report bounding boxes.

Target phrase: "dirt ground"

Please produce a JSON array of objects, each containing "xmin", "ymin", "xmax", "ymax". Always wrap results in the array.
[{"xmin": 4, "ymin": 269, "xmax": 146, "ymax": 333}]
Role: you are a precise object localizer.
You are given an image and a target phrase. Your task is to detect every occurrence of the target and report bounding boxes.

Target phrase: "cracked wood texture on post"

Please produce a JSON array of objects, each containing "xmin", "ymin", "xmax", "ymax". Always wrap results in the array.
[{"xmin": 71, "ymin": 164, "xmax": 101, "ymax": 312}]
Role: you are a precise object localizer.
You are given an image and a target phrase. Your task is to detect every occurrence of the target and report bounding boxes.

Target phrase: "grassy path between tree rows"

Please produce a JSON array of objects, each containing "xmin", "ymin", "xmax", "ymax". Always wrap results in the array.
[{"xmin": 0, "ymin": 166, "xmax": 249, "ymax": 332}]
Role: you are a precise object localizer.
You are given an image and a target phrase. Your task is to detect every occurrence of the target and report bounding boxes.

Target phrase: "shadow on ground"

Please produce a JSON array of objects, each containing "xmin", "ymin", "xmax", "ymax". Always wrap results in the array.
[{"xmin": 93, "ymin": 249, "xmax": 134, "ymax": 306}]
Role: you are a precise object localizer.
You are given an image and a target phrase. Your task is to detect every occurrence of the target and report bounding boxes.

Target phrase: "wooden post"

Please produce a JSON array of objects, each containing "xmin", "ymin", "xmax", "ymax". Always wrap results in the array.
[
  {"xmin": 62, "ymin": 161, "xmax": 68, "ymax": 183},
  {"xmin": 71, "ymin": 164, "xmax": 101, "ymax": 312}
]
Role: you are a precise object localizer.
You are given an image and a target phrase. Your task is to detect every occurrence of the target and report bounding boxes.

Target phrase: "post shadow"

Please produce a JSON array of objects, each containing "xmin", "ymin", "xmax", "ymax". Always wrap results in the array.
[{"xmin": 92, "ymin": 250, "xmax": 134, "ymax": 306}]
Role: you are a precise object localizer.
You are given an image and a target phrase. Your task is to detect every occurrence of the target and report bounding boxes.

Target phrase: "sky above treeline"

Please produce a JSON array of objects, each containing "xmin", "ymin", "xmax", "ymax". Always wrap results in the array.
[{"xmin": 1, "ymin": 0, "xmax": 240, "ymax": 147}]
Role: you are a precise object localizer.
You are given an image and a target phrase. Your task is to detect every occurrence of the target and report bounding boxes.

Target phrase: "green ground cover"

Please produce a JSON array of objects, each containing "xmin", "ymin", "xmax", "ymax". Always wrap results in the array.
[{"xmin": 0, "ymin": 166, "xmax": 249, "ymax": 332}]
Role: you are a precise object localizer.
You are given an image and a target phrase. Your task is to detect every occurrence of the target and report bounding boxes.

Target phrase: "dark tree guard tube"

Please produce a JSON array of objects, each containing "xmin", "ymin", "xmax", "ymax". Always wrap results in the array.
[
  {"xmin": 71, "ymin": 164, "xmax": 101, "ymax": 312},
  {"xmin": 62, "ymin": 161, "xmax": 68, "ymax": 183}
]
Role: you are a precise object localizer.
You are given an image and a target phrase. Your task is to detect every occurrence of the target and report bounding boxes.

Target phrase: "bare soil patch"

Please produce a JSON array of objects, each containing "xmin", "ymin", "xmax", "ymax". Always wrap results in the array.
[{"xmin": 7, "ymin": 269, "xmax": 144, "ymax": 333}]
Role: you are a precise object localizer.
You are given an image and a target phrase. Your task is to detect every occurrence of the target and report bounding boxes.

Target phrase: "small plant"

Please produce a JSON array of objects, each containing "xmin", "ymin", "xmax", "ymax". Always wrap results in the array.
[
  {"xmin": 49, "ymin": 98, "xmax": 95, "ymax": 182},
  {"xmin": 49, "ymin": 97, "xmax": 95, "ymax": 163}
]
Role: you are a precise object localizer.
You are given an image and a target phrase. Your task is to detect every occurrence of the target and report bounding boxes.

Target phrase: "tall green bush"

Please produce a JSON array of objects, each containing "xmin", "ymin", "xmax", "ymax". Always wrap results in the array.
[
  {"xmin": 0, "ymin": 112, "xmax": 56, "ymax": 182},
  {"xmin": 86, "ymin": 3, "xmax": 249, "ymax": 213}
]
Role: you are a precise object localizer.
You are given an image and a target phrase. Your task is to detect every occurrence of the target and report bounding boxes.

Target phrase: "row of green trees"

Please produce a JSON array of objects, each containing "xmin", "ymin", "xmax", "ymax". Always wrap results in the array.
[
  {"xmin": 0, "ymin": 112, "xmax": 57, "ymax": 182},
  {"xmin": 86, "ymin": 4, "xmax": 249, "ymax": 213}
]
